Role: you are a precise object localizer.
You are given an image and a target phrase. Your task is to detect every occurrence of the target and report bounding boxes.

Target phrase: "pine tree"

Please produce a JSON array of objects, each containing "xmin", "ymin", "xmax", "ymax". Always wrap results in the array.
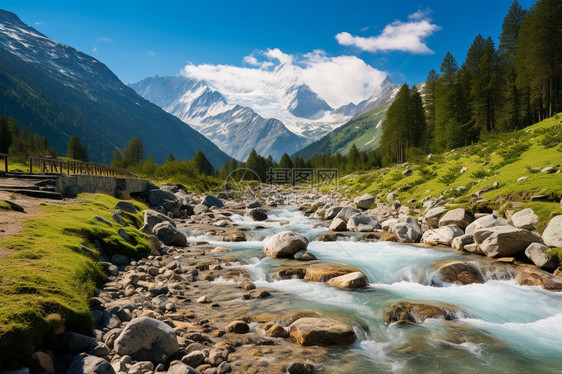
[
  {"xmin": 67, "ymin": 134, "xmax": 88, "ymax": 161},
  {"xmin": 192, "ymin": 149, "xmax": 214, "ymax": 175},
  {"xmin": 423, "ymin": 69, "xmax": 439, "ymax": 149},
  {"xmin": 410, "ymin": 86, "xmax": 427, "ymax": 149},
  {"xmin": 166, "ymin": 153, "xmax": 176, "ymax": 163},
  {"xmin": 111, "ymin": 149, "xmax": 122, "ymax": 167},
  {"xmin": 0, "ymin": 116, "xmax": 12, "ymax": 153},
  {"xmin": 278, "ymin": 153, "xmax": 293, "ymax": 169},
  {"xmin": 218, "ymin": 161, "xmax": 228, "ymax": 179},
  {"xmin": 434, "ymin": 52, "xmax": 460, "ymax": 150},
  {"xmin": 123, "ymin": 137, "xmax": 144, "ymax": 166}
]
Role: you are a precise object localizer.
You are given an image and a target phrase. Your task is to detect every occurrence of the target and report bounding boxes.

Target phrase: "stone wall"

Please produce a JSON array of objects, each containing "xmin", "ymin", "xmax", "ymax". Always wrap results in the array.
[{"xmin": 56, "ymin": 175, "xmax": 148, "ymax": 197}]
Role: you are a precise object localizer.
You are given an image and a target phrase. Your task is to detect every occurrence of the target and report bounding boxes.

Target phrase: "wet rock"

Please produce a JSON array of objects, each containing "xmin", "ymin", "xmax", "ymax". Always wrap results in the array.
[
  {"xmin": 263, "ymin": 231, "xmax": 308, "ymax": 258},
  {"xmin": 451, "ymin": 234, "xmax": 474, "ymax": 250},
  {"xmin": 327, "ymin": 271, "xmax": 368, "ymax": 289},
  {"xmin": 286, "ymin": 362, "xmax": 311, "ymax": 374},
  {"xmin": 543, "ymin": 215, "xmax": 562, "ymax": 247},
  {"xmin": 465, "ymin": 214, "xmax": 508, "ymax": 235},
  {"xmin": 438, "ymin": 208, "xmax": 473, "ymax": 230},
  {"xmin": 422, "ymin": 207, "xmax": 447, "ymax": 229},
  {"xmin": 346, "ymin": 213, "xmax": 380, "ymax": 232},
  {"xmin": 226, "ymin": 321, "xmax": 250, "ymax": 334},
  {"xmin": 247, "ymin": 201, "xmax": 262, "ymax": 209},
  {"xmin": 354, "ymin": 193, "xmax": 375, "ymax": 210},
  {"xmin": 316, "ymin": 232, "xmax": 346, "ymax": 242},
  {"xmin": 114, "ymin": 317, "xmax": 179, "ymax": 364},
  {"xmin": 288, "ymin": 317, "xmax": 356, "ymax": 346},
  {"xmin": 153, "ymin": 221, "xmax": 188, "ymax": 247},
  {"xmin": 329, "ymin": 218, "xmax": 347, "ymax": 231},
  {"xmin": 335, "ymin": 207, "xmax": 361, "ymax": 222},
  {"xmin": 144, "ymin": 210, "xmax": 176, "ymax": 232},
  {"xmin": 222, "ymin": 229, "xmax": 246, "ymax": 242},
  {"xmin": 392, "ymin": 217, "xmax": 422, "ymax": 243},
  {"xmin": 511, "ymin": 208, "xmax": 539, "ymax": 230},
  {"xmin": 266, "ymin": 323, "xmax": 289, "ymax": 338},
  {"xmin": 431, "ymin": 261, "xmax": 483, "ymax": 285},
  {"xmin": 516, "ymin": 267, "xmax": 562, "ymax": 291},
  {"xmin": 275, "ymin": 265, "xmax": 307, "ymax": 279},
  {"xmin": 114, "ymin": 201, "xmax": 137, "ymax": 214},
  {"xmin": 248, "ymin": 208, "xmax": 268, "ymax": 221},
  {"xmin": 67, "ymin": 353, "xmax": 115, "ymax": 374},
  {"xmin": 386, "ymin": 302, "xmax": 464, "ymax": 324},
  {"xmin": 304, "ymin": 262, "xmax": 363, "ymax": 282},
  {"xmin": 243, "ymin": 290, "xmax": 271, "ymax": 299},
  {"xmin": 525, "ymin": 243, "xmax": 559, "ymax": 270},
  {"xmin": 293, "ymin": 250, "xmax": 317, "ymax": 261},
  {"xmin": 197, "ymin": 295, "xmax": 212, "ymax": 303},
  {"xmin": 421, "ymin": 225, "xmax": 464, "ymax": 246},
  {"xmin": 237, "ymin": 281, "xmax": 256, "ymax": 290},
  {"xmin": 473, "ymin": 225, "xmax": 542, "ymax": 257},
  {"xmin": 202, "ymin": 195, "xmax": 224, "ymax": 208}
]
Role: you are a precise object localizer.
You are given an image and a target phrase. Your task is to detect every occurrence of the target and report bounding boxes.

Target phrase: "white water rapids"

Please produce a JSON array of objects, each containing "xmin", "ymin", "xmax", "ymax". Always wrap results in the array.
[{"xmin": 182, "ymin": 206, "xmax": 562, "ymax": 373}]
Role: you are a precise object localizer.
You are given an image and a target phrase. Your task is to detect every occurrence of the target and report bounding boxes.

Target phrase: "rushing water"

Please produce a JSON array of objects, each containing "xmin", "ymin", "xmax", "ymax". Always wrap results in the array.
[{"xmin": 182, "ymin": 207, "xmax": 562, "ymax": 373}]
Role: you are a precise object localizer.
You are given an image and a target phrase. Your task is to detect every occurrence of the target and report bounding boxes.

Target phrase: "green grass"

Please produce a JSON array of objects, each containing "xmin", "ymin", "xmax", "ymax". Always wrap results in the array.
[
  {"xmin": 0, "ymin": 194, "xmax": 149, "ymax": 368},
  {"xmin": 331, "ymin": 115, "xmax": 562, "ymax": 230}
]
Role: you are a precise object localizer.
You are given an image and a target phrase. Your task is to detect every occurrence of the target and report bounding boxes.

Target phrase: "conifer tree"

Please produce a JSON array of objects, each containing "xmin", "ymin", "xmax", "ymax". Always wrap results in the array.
[{"xmin": 192, "ymin": 149, "xmax": 214, "ymax": 175}]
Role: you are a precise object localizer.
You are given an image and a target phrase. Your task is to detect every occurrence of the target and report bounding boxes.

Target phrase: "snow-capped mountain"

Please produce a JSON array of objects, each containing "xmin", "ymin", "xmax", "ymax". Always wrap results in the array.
[
  {"xmin": 131, "ymin": 73, "xmax": 397, "ymax": 160},
  {"xmin": 0, "ymin": 9, "xmax": 230, "ymax": 166},
  {"xmin": 130, "ymin": 76, "xmax": 308, "ymax": 161}
]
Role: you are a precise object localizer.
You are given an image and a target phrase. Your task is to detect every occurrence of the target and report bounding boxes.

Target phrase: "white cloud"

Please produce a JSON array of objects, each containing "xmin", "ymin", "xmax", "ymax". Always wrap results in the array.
[
  {"xmin": 181, "ymin": 48, "xmax": 387, "ymax": 109},
  {"xmin": 92, "ymin": 47, "xmax": 98, "ymax": 53},
  {"xmin": 35, "ymin": 21, "xmax": 43, "ymax": 25},
  {"xmin": 336, "ymin": 11, "xmax": 440, "ymax": 54},
  {"xmin": 96, "ymin": 37, "xmax": 113, "ymax": 43}
]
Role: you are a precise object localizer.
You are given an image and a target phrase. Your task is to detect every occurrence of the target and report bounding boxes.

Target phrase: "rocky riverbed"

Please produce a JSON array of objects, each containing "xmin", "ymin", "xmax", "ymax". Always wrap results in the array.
[{"xmin": 11, "ymin": 183, "xmax": 562, "ymax": 374}]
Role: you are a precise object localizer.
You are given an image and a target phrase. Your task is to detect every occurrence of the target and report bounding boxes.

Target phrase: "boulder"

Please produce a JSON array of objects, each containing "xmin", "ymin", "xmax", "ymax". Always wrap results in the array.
[
  {"xmin": 289, "ymin": 317, "xmax": 356, "ymax": 346},
  {"xmin": 465, "ymin": 214, "xmax": 508, "ymax": 235},
  {"xmin": 327, "ymin": 272, "xmax": 368, "ymax": 289},
  {"xmin": 525, "ymin": 243, "xmax": 558, "ymax": 270},
  {"xmin": 248, "ymin": 208, "xmax": 268, "ymax": 221},
  {"xmin": 473, "ymin": 225, "xmax": 542, "ymax": 257},
  {"xmin": 438, "ymin": 208, "xmax": 473, "ymax": 230},
  {"xmin": 422, "ymin": 207, "xmax": 447, "ymax": 229},
  {"xmin": 516, "ymin": 267, "xmax": 562, "ymax": 291},
  {"xmin": 114, "ymin": 201, "xmax": 137, "ymax": 214},
  {"xmin": 67, "ymin": 353, "xmax": 115, "ymax": 374},
  {"xmin": 202, "ymin": 195, "xmax": 223, "ymax": 208},
  {"xmin": 143, "ymin": 210, "xmax": 176, "ymax": 232},
  {"xmin": 392, "ymin": 217, "xmax": 422, "ymax": 243},
  {"xmin": 66, "ymin": 332, "xmax": 110, "ymax": 356},
  {"xmin": 266, "ymin": 323, "xmax": 289, "ymax": 338},
  {"xmin": 263, "ymin": 231, "xmax": 308, "ymax": 258},
  {"xmin": 114, "ymin": 317, "xmax": 179, "ymax": 364},
  {"xmin": 354, "ymin": 193, "xmax": 375, "ymax": 210},
  {"xmin": 152, "ymin": 222, "xmax": 187, "ymax": 247},
  {"xmin": 167, "ymin": 363, "xmax": 199, "ymax": 374},
  {"xmin": 145, "ymin": 188, "xmax": 178, "ymax": 207},
  {"xmin": 293, "ymin": 250, "xmax": 317, "ymax": 261},
  {"xmin": 329, "ymin": 218, "xmax": 347, "ymax": 231},
  {"xmin": 193, "ymin": 203, "xmax": 210, "ymax": 215},
  {"xmin": 316, "ymin": 233, "xmax": 346, "ymax": 242},
  {"xmin": 451, "ymin": 234, "xmax": 474, "ymax": 250},
  {"xmin": 421, "ymin": 225, "xmax": 464, "ymax": 246},
  {"xmin": 346, "ymin": 214, "xmax": 380, "ymax": 232},
  {"xmin": 385, "ymin": 302, "xmax": 464, "ymax": 324},
  {"xmin": 226, "ymin": 321, "xmax": 250, "ymax": 334},
  {"xmin": 543, "ymin": 215, "xmax": 562, "ymax": 247},
  {"xmin": 511, "ymin": 208, "xmax": 539, "ymax": 230},
  {"xmin": 431, "ymin": 261, "xmax": 484, "ymax": 286},
  {"xmin": 324, "ymin": 206, "xmax": 343, "ymax": 220},
  {"xmin": 304, "ymin": 263, "xmax": 363, "ymax": 282},
  {"xmin": 335, "ymin": 207, "xmax": 361, "ymax": 222}
]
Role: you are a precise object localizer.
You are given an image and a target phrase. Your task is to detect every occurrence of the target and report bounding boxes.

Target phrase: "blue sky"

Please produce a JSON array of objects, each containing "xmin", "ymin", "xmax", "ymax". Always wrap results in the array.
[{"xmin": 3, "ymin": 0, "xmax": 534, "ymax": 90}]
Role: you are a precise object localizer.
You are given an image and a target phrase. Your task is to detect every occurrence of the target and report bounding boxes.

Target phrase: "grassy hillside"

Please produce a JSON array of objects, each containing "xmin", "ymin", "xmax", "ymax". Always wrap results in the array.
[
  {"xmin": 294, "ymin": 103, "xmax": 389, "ymax": 159},
  {"xmin": 0, "ymin": 194, "xmax": 149, "ymax": 367},
  {"xmin": 333, "ymin": 114, "xmax": 562, "ymax": 232}
]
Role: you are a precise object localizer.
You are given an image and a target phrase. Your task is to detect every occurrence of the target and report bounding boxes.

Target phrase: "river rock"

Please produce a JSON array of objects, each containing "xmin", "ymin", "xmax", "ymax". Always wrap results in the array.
[
  {"xmin": 145, "ymin": 188, "xmax": 178, "ymax": 207},
  {"xmin": 422, "ymin": 207, "xmax": 447, "ymax": 229},
  {"xmin": 329, "ymin": 218, "xmax": 347, "ymax": 231},
  {"xmin": 327, "ymin": 272, "xmax": 368, "ymax": 289},
  {"xmin": 263, "ymin": 231, "xmax": 308, "ymax": 258},
  {"xmin": 473, "ymin": 225, "xmax": 542, "ymax": 257},
  {"xmin": 511, "ymin": 208, "xmax": 539, "ymax": 230},
  {"xmin": 167, "ymin": 362, "xmax": 199, "ymax": 374},
  {"xmin": 347, "ymin": 213, "xmax": 380, "ymax": 232},
  {"xmin": 451, "ymin": 234, "xmax": 474, "ymax": 250},
  {"xmin": 226, "ymin": 320, "xmax": 250, "ymax": 334},
  {"xmin": 525, "ymin": 243, "xmax": 559, "ymax": 270},
  {"xmin": 438, "ymin": 208, "xmax": 473, "ymax": 230},
  {"xmin": 114, "ymin": 201, "xmax": 137, "ymax": 214},
  {"xmin": 516, "ymin": 267, "xmax": 562, "ymax": 291},
  {"xmin": 465, "ymin": 214, "xmax": 509, "ymax": 235},
  {"xmin": 431, "ymin": 261, "xmax": 483, "ymax": 285},
  {"xmin": 248, "ymin": 208, "xmax": 268, "ymax": 221},
  {"xmin": 392, "ymin": 217, "xmax": 422, "ymax": 243},
  {"xmin": 66, "ymin": 332, "xmax": 110, "ymax": 356},
  {"xmin": 267, "ymin": 323, "xmax": 289, "ymax": 338},
  {"xmin": 304, "ymin": 263, "xmax": 363, "ymax": 282},
  {"xmin": 193, "ymin": 203, "xmax": 209, "ymax": 215},
  {"xmin": 294, "ymin": 250, "xmax": 317, "ymax": 261},
  {"xmin": 144, "ymin": 210, "xmax": 176, "ymax": 232},
  {"xmin": 153, "ymin": 222, "xmax": 187, "ymax": 247},
  {"xmin": 67, "ymin": 353, "xmax": 115, "ymax": 374},
  {"xmin": 316, "ymin": 233, "xmax": 346, "ymax": 242},
  {"xmin": 181, "ymin": 351, "xmax": 205, "ymax": 368},
  {"xmin": 335, "ymin": 207, "xmax": 361, "ymax": 222},
  {"xmin": 354, "ymin": 193, "xmax": 375, "ymax": 210},
  {"xmin": 324, "ymin": 206, "xmax": 343, "ymax": 220},
  {"xmin": 386, "ymin": 302, "xmax": 464, "ymax": 324},
  {"xmin": 543, "ymin": 215, "xmax": 562, "ymax": 247},
  {"xmin": 114, "ymin": 317, "xmax": 179, "ymax": 363},
  {"xmin": 421, "ymin": 225, "xmax": 464, "ymax": 246},
  {"xmin": 288, "ymin": 317, "xmax": 356, "ymax": 346},
  {"xmin": 202, "ymin": 195, "xmax": 223, "ymax": 208}
]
